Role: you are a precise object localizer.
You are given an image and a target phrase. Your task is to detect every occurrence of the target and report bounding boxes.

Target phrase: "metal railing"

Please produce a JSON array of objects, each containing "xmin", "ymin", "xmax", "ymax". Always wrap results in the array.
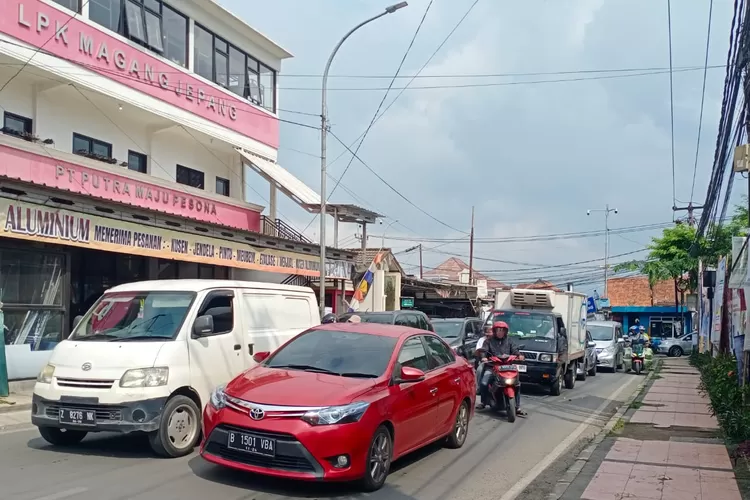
[{"xmin": 260, "ymin": 216, "xmax": 312, "ymax": 244}]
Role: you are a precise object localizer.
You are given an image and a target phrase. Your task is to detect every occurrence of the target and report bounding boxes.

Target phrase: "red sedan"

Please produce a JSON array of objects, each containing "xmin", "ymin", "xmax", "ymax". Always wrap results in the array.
[{"xmin": 200, "ymin": 323, "xmax": 476, "ymax": 491}]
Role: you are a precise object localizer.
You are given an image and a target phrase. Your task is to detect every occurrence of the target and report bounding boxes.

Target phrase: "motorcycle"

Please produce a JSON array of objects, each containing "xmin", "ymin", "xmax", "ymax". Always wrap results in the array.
[
  {"xmin": 485, "ymin": 354, "xmax": 525, "ymax": 422},
  {"xmin": 632, "ymin": 343, "xmax": 646, "ymax": 375}
]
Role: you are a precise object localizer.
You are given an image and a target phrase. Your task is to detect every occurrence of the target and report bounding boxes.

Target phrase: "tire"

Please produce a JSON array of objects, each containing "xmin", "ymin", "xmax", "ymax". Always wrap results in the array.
[
  {"xmin": 634, "ymin": 362, "xmax": 642, "ymax": 375},
  {"xmin": 445, "ymin": 401, "xmax": 470, "ymax": 449},
  {"xmin": 589, "ymin": 361, "xmax": 597, "ymax": 376},
  {"xmin": 550, "ymin": 373, "xmax": 563, "ymax": 396},
  {"xmin": 38, "ymin": 427, "xmax": 87, "ymax": 446},
  {"xmin": 360, "ymin": 425, "xmax": 392, "ymax": 492},
  {"xmin": 564, "ymin": 363, "xmax": 576, "ymax": 390},
  {"xmin": 668, "ymin": 346, "xmax": 683, "ymax": 358},
  {"xmin": 148, "ymin": 395, "xmax": 201, "ymax": 458},
  {"xmin": 506, "ymin": 396, "xmax": 516, "ymax": 423}
]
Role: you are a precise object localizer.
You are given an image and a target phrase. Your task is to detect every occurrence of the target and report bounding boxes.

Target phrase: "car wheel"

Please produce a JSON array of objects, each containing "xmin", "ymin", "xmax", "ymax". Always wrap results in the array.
[
  {"xmin": 38, "ymin": 427, "xmax": 87, "ymax": 446},
  {"xmin": 445, "ymin": 401, "xmax": 470, "ymax": 449},
  {"xmin": 564, "ymin": 363, "xmax": 576, "ymax": 389},
  {"xmin": 669, "ymin": 346, "xmax": 683, "ymax": 358},
  {"xmin": 361, "ymin": 425, "xmax": 392, "ymax": 492},
  {"xmin": 148, "ymin": 395, "xmax": 201, "ymax": 458},
  {"xmin": 550, "ymin": 372, "xmax": 563, "ymax": 396},
  {"xmin": 589, "ymin": 360, "xmax": 597, "ymax": 376}
]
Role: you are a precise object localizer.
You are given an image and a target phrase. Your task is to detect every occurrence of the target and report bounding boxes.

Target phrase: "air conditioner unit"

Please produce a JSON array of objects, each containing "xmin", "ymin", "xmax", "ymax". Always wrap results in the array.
[{"xmin": 509, "ymin": 289, "xmax": 554, "ymax": 308}]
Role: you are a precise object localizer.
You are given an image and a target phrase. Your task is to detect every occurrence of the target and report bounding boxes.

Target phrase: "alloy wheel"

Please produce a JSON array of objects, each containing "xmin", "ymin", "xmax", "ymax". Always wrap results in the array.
[
  {"xmin": 369, "ymin": 432, "xmax": 391, "ymax": 485},
  {"xmin": 166, "ymin": 403, "xmax": 199, "ymax": 451},
  {"xmin": 455, "ymin": 403, "xmax": 469, "ymax": 444}
]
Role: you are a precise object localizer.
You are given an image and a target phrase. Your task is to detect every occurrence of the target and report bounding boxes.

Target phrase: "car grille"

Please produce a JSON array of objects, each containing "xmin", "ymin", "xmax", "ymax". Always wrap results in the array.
[
  {"xmin": 205, "ymin": 442, "xmax": 316, "ymax": 472},
  {"xmin": 56, "ymin": 378, "xmax": 115, "ymax": 389},
  {"xmin": 520, "ymin": 351, "xmax": 538, "ymax": 360},
  {"xmin": 44, "ymin": 403, "xmax": 123, "ymax": 422}
]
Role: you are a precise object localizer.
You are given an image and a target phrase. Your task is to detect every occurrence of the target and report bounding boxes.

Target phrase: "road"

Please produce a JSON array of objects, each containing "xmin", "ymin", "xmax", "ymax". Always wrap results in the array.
[{"xmin": 0, "ymin": 371, "xmax": 641, "ymax": 500}]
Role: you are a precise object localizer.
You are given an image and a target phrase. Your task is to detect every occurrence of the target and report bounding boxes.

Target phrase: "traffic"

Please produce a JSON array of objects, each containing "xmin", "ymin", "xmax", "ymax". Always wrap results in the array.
[{"xmin": 25, "ymin": 279, "xmax": 651, "ymax": 493}]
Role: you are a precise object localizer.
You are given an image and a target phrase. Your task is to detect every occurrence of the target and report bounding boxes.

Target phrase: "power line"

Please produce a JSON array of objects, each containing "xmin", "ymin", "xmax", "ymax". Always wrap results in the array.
[
  {"xmin": 690, "ymin": 0, "xmax": 715, "ymax": 203},
  {"xmin": 667, "ymin": 0, "xmax": 677, "ymax": 214}
]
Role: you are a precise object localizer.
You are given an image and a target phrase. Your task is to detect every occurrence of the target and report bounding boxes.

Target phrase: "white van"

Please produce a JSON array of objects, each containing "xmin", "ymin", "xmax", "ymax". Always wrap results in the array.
[{"xmin": 31, "ymin": 279, "xmax": 319, "ymax": 457}]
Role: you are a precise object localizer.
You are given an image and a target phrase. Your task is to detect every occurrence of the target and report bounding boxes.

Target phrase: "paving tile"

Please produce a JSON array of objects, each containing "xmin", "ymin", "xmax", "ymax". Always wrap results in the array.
[
  {"xmin": 637, "ymin": 441, "xmax": 670, "ymax": 464},
  {"xmin": 580, "ymin": 471, "xmax": 629, "ymax": 500}
]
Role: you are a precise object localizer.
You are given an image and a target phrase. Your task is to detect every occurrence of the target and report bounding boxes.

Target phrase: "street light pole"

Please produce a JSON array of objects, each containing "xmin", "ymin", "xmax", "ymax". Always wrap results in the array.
[
  {"xmin": 319, "ymin": 2, "xmax": 408, "ymax": 317},
  {"xmin": 587, "ymin": 205, "xmax": 618, "ymax": 297}
]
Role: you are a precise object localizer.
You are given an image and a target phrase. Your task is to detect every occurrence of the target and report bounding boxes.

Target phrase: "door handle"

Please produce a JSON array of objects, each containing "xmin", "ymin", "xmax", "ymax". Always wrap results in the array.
[
  {"xmin": 430, "ymin": 388, "xmax": 438, "ymax": 395},
  {"xmin": 233, "ymin": 344, "xmax": 241, "ymax": 351},
  {"xmin": 453, "ymin": 377, "xmax": 461, "ymax": 384},
  {"xmin": 248, "ymin": 344, "xmax": 254, "ymax": 355}
]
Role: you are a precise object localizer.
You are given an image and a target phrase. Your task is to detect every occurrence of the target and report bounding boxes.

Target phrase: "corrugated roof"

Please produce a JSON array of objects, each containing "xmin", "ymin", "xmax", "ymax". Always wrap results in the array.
[
  {"xmin": 422, "ymin": 257, "xmax": 507, "ymax": 290},
  {"xmin": 238, "ymin": 148, "xmax": 320, "ymax": 206}
]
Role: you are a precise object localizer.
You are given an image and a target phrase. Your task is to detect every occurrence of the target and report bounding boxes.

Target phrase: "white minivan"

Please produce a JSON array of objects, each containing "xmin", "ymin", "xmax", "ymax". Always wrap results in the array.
[{"xmin": 32, "ymin": 279, "xmax": 319, "ymax": 457}]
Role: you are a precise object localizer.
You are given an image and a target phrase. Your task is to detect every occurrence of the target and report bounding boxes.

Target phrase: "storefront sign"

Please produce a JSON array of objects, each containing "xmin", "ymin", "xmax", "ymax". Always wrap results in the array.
[
  {"xmin": 0, "ymin": 200, "xmax": 352, "ymax": 279},
  {"xmin": 1, "ymin": 0, "xmax": 279, "ymax": 148},
  {"xmin": 0, "ymin": 144, "xmax": 261, "ymax": 232}
]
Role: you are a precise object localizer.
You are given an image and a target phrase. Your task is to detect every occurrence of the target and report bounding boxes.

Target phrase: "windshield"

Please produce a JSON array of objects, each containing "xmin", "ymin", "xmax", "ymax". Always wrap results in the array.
[
  {"xmin": 70, "ymin": 292, "xmax": 195, "ymax": 341},
  {"xmin": 433, "ymin": 321, "xmax": 463, "ymax": 339},
  {"xmin": 266, "ymin": 329, "xmax": 398, "ymax": 378},
  {"xmin": 487, "ymin": 311, "xmax": 556, "ymax": 339},
  {"xmin": 589, "ymin": 325, "xmax": 615, "ymax": 341}
]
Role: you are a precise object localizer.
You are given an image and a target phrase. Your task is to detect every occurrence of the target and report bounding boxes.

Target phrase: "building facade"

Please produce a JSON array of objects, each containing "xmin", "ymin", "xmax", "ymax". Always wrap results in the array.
[{"xmin": 0, "ymin": 0, "xmax": 355, "ymax": 379}]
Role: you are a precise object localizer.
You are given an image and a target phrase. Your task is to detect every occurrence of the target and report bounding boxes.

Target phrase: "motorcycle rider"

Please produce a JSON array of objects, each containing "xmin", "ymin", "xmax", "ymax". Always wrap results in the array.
[
  {"xmin": 477, "ymin": 321, "xmax": 526, "ymax": 416},
  {"xmin": 474, "ymin": 324, "xmax": 494, "ymax": 390}
]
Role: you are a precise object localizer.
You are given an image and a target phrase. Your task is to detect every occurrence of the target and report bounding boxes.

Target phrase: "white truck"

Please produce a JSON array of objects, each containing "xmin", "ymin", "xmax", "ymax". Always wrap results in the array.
[{"xmin": 484, "ymin": 288, "xmax": 588, "ymax": 395}]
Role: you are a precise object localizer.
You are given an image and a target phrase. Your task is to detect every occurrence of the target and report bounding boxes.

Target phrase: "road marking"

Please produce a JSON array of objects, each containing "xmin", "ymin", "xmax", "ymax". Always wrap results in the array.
[
  {"xmin": 32, "ymin": 487, "xmax": 89, "ymax": 500},
  {"xmin": 497, "ymin": 376, "xmax": 639, "ymax": 500}
]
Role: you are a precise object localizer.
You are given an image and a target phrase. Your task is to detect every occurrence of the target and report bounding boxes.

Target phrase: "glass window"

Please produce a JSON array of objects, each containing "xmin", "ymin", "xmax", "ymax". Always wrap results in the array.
[
  {"xmin": 433, "ymin": 321, "xmax": 463, "ymax": 340},
  {"xmin": 197, "ymin": 293, "xmax": 234, "ymax": 335},
  {"xmin": 128, "ymin": 150, "xmax": 147, "ymax": 173},
  {"xmin": 90, "ymin": 0, "xmax": 122, "ymax": 33},
  {"xmin": 490, "ymin": 310, "xmax": 556, "ymax": 339},
  {"xmin": 228, "ymin": 46, "xmax": 246, "ymax": 97},
  {"xmin": 72, "ymin": 133, "xmax": 112, "ymax": 158},
  {"xmin": 144, "ymin": 9, "xmax": 163, "ymax": 51},
  {"xmin": 51, "ymin": 0, "xmax": 81, "ymax": 12},
  {"xmin": 259, "ymin": 64, "xmax": 275, "ymax": 112},
  {"xmin": 394, "ymin": 336, "xmax": 430, "ymax": 373},
  {"xmin": 3, "ymin": 112, "xmax": 32, "ymax": 135},
  {"xmin": 266, "ymin": 329, "xmax": 398, "ymax": 378},
  {"xmin": 215, "ymin": 50, "xmax": 228, "ymax": 88},
  {"xmin": 405, "ymin": 314, "xmax": 421, "ymax": 329},
  {"xmin": 394, "ymin": 314, "xmax": 409, "ymax": 326},
  {"xmin": 589, "ymin": 325, "xmax": 615, "ymax": 341},
  {"xmin": 215, "ymin": 177, "xmax": 230, "ymax": 196},
  {"xmin": 0, "ymin": 251, "xmax": 63, "ymax": 306},
  {"xmin": 176, "ymin": 165, "xmax": 205, "ymax": 189},
  {"xmin": 194, "ymin": 25, "xmax": 214, "ymax": 81},
  {"xmin": 162, "ymin": 5, "xmax": 187, "ymax": 67},
  {"xmin": 424, "ymin": 335, "xmax": 455, "ymax": 368},
  {"xmin": 4, "ymin": 310, "xmax": 64, "ymax": 352},
  {"xmin": 125, "ymin": 0, "xmax": 146, "ymax": 43}
]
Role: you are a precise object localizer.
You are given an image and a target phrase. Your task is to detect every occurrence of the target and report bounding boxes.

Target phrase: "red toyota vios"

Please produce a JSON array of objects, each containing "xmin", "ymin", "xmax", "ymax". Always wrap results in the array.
[{"xmin": 200, "ymin": 323, "xmax": 476, "ymax": 491}]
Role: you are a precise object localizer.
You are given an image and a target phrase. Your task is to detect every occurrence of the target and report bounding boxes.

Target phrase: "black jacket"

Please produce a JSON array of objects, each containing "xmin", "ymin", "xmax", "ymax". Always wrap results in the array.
[{"xmin": 486, "ymin": 336, "xmax": 520, "ymax": 357}]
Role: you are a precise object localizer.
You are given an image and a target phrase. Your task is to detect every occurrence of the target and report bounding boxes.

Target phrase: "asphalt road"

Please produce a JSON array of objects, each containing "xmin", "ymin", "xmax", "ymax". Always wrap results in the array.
[{"xmin": 0, "ymin": 371, "xmax": 641, "ymax": 500}]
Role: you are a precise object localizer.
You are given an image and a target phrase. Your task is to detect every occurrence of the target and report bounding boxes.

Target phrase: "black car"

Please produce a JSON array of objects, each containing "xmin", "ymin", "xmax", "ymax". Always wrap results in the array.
[
  {"xmin": 338, "ymin": 310, "xmax": 434, "ymax": 332},
  {"xmin": 431, "ymin": 318, "xmax": 484, "ymax": 359}
]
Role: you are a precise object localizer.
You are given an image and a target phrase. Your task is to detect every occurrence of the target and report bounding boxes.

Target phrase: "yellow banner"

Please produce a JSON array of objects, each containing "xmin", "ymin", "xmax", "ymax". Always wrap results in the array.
[{"xmin": 0, "ymin": 200, "xmax": 352, "ymax": 279}]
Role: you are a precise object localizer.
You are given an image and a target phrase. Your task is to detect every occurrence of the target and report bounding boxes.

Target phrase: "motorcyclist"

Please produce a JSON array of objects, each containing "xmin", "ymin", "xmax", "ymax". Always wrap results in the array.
[
  {"xmin": 474, "ymin": 324, "xmax": 494, "ymax": 390},
  {"xmin": 321, "ymin": 313, "xmax": 338, "ymax": 324},
  {"xmin": 477, "ymin": 321, "xmax": 526, "ymax": 416},
  {"xmin": 631, "ymin": 326, "xmax": 649, "ymax": 345}
]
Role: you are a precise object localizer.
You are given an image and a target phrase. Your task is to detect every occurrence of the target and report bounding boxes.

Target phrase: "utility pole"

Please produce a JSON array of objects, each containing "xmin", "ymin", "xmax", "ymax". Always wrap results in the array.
[
  {"xmin": 587, "ymin": 205, "xmax": 618, "ymax": 297},
  {"xmin": 419, "ymin": 244, "xmax": 423, "ymax": 279},
  {"xmin": 672, "ymin": 203, "xmax": 704, "ymax": 226},
  {"xmin": 468, "ymin": 206, "xmax": 475, "ymax": 285}
]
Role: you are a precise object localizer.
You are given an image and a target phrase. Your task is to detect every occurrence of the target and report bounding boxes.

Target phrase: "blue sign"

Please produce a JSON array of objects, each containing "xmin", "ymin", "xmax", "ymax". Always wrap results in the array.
[{"xmin": 586, "ymin": 296, "xmax": 597, "ymax": 314}]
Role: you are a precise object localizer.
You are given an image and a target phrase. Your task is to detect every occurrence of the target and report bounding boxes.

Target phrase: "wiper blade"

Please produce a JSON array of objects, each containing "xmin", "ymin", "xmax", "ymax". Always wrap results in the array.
[
  {"xmin": 72, "ymin": 334, "xmax": 120, "ymax": 341},
  {"xmin": 111, "ymin": 336, "xmax": 172, "ymax": 342},
  {"xmin": 339, "ymin": 372, "xmax": 378, "ymax": 378},
  {"xmin": 272, "ymin": 364, "xmax": 340, "ymax": 375}
]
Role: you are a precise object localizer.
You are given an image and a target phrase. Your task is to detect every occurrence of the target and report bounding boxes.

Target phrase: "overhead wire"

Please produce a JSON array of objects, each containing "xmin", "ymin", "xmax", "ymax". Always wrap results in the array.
[
  {"xmin": 667, "ymin": 0, "xmax": 677, "ymax": 215},
  {"xmin": 690, "ymin": 0, "xmax": 715, "ymax": 203}
]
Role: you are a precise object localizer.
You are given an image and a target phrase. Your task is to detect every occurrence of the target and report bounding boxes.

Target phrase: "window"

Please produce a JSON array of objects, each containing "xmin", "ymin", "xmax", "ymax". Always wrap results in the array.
[
  {"xmin": 3, "ymin": 112, "xmax": 32, "ymax": 136},
  {"xmin": 73, "ymin": 133, "xmax": 113, "ymax": 158},
  {"xmin": 162, "ymin": 5, "xmax": 187, "ymax": 67},
  {"xmin": 176, "ymin": 165, "xmax": 204, "ymax": 189},
  {"xmin": 128, "ymin": 150, "xmax": 147, "ymax": 173},
  {"xmin": 51, "ymin": 0, "xmax": 81, "ymax": 12},
  {"xmin": 215, "ymin": 177, "xmax": 230, "ymax": 196},
  {"xmin": 394, "ymin": 336, "xmax": 430, "ymax": 374},
  {"xmin": 424, "ymin": 336, "xmax": 455, "ymax": 368},
  {"xmin": 193, "ymin": 23, "xmax": 277, "ymax": 112},
  {"xmin": 90, "ymin": 0, "xmax": 122, "ymax": 33},
  {"xmin": 197, "ymin": 291, "xmax": 234, "ymax": 335}
]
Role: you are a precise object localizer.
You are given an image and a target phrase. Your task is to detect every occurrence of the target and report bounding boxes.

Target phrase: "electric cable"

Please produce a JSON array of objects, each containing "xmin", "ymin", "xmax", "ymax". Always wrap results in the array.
[{"xmin": 690, "ymin": 0, "xmax": 715, "ymax": 203}]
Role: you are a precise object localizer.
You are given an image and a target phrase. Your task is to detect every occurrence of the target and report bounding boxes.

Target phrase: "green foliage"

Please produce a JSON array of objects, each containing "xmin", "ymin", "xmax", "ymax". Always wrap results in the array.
[{"xmin": 690, "ymin": 352, "xmax": 750, "ymax": 444}]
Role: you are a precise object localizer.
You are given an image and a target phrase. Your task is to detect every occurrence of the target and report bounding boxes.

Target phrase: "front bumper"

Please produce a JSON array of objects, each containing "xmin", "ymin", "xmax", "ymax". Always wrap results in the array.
[
  {"xmin": 31, "ymin": 394, "xmax": 167, "ymax": 433},
  {"xmin": 519, "ymin": 361, "xmax": 559, "ymax": 386},
  {"xmin": 597, "ymin": 351, "xmax": 617, "ymax": 368}
]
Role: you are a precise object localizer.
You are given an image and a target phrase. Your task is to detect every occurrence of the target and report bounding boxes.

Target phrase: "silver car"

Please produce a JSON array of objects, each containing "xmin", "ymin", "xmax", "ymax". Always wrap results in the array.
[
  {"xmin": 658, "ymin": 332, "xmax": 695, "ymax": 357},
  {"xmin": 588, "ymin": 320, "xmax": 625, "ymax": 371}
]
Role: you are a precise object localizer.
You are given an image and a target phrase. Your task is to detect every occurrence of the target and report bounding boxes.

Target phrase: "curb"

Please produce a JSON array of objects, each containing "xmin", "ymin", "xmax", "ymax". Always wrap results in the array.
[
  {"xmin": 0, "ymin": 402, "xmax": 32, "ymax": 415},
  {"xmin": 546, "ymin": 360, "xmax": 662, "ymax": 500}
]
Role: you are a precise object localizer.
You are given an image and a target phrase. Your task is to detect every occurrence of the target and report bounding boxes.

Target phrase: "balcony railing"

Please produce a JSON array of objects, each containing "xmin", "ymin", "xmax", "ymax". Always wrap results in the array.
[{"xmin": 261, "ymin": 216, "xmax": 312, "ymax": 244}]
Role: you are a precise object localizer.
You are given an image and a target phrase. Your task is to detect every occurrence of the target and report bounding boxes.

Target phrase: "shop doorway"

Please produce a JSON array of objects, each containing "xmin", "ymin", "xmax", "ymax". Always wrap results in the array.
[{"xmin": 649, "ymin": 316, "xmax": 684, "ymax": 340}]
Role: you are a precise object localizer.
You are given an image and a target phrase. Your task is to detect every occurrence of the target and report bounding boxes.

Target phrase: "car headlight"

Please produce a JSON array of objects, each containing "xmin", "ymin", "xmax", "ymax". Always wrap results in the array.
[
  {"xmin": 37, "ymin": 364, "xmax": 55, "ymax": 384},
  {"xmin": 539, "ymin": 354, "xmax": 556, "ymax": 362},
  {"xmin": 210, "ymin": 384, "xmax": 227, "ymax": 410},
  {"xmin": 302, "ymin": 401, "xmax": 370, "ymax": 426},
  {"xmin": 119, "ymin": 367, "xmax": 169, "ymax": 388}
]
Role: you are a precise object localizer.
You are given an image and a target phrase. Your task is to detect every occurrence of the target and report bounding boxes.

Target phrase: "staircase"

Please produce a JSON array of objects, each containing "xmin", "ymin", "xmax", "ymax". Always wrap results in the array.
[
  {"xmin": 261, "ymin": 216, "xmax": 312, "ymax": 244},
  {"xmin": 281, "ymin": 274, "xmax": 311, "ymax": 287}
]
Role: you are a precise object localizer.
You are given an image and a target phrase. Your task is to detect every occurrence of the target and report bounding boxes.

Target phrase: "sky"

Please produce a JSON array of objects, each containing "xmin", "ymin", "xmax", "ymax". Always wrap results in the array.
[{"xmin": 221, "ymin": 0, "xmax": 742, "ymax": 295}]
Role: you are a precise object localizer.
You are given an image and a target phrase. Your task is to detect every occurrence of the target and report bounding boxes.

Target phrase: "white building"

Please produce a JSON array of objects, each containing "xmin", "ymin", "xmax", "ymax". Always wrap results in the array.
[{"xmin": 0, "ymin": 0, "xmax": 357, "ymax": 379}]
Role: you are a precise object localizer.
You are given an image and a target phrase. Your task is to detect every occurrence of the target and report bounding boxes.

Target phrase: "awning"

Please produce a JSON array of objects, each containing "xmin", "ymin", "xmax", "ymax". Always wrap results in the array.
[{"xmin": 237, "ymin": 148, "xmax": 320, "ymax": 206}]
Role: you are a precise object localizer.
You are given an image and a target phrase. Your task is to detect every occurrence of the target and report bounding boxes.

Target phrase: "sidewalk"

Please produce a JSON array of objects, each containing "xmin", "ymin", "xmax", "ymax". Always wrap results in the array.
[{"xmin": 554, "ymin": 357, "xmax": 745, "ymax": 500}]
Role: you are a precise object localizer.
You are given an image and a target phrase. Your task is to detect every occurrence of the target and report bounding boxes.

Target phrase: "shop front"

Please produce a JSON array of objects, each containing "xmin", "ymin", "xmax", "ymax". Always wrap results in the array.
[{"xmin": 0, "ymin": 198, "xmax": 353, "ymax": 379}]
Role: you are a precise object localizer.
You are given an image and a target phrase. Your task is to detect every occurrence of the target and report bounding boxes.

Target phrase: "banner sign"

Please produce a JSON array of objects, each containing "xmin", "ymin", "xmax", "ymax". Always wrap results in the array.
[
  {"xmin": 712, "ymin": 257, "xmax": 727, "ymax": 354},
  {"xmin": 0, "ymin": 200, "xmax": 352, "ymax": 279}
]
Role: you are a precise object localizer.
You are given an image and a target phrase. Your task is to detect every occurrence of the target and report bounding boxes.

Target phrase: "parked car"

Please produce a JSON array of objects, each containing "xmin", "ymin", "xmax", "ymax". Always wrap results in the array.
[
  {"xmin": 577, "ymin": 330, "xmax": 598, "ymax": 380},
  {"xmin": 658, "ymin": 331, "xmax": 695, "ymax": 357},
  {"xmin": 588, "ymin": 320, "xmax": 625, "ymax": 371},
  {"xmin": 338, "ymin": 311, "xmax": 434, "ymax": 332},
  {"xmin": 431, "ymin": 318, "xmax": 483, "ymax": 359},
  {"xmin": 200, "ymin": 323, "xmax": 476, "ymax": 491}
]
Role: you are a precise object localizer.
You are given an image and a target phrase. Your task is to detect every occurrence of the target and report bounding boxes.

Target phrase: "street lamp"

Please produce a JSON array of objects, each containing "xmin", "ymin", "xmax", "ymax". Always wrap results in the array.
[
  {"xmin": 380, "ymin": 219, "xmax": 399, "ymax": 249},
  {"xmin": 318, "ymin": 2, "xmax": 408, "ymax": 316},
  {"xmin": 587, "ymin": 205, "xmax": 618, "ymax": 297}
]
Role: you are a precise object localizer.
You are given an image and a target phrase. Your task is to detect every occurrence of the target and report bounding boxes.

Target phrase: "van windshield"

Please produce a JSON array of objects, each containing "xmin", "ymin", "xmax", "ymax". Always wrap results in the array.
[
  {"xmin": 486, "ymin": 311, "xmax": 557, "ymax": 339},
  {"xmin": 589, "ymin": 325, "xmax": 615, "ymax": 341},
  {"xmin": 70, "ymin": 292, "xmax": 195, "ymax": 341}
]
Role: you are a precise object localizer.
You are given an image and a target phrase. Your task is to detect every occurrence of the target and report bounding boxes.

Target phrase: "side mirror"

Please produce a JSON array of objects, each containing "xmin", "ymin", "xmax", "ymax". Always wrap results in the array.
[
  {"xmin": 587, "ymin": 341, "xmax": 596, "ymax": 348},
  {"xmin": 396, "ymin": 366, "xmax": 425, "ymax": 384},
  {"xmin": 73, "ymin": 315, "xmax": 84, "ymax": 330},
  {"xmin": 559, "ymin": 327, "xmax": 567, "ymax": 337},
  {"xmin": 253, "ymin": 351, "xmax": 270, "ymax": 363},
  {"xmin": 193, "ymin": 315, "xmax": 214, "ymax": 337}
]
